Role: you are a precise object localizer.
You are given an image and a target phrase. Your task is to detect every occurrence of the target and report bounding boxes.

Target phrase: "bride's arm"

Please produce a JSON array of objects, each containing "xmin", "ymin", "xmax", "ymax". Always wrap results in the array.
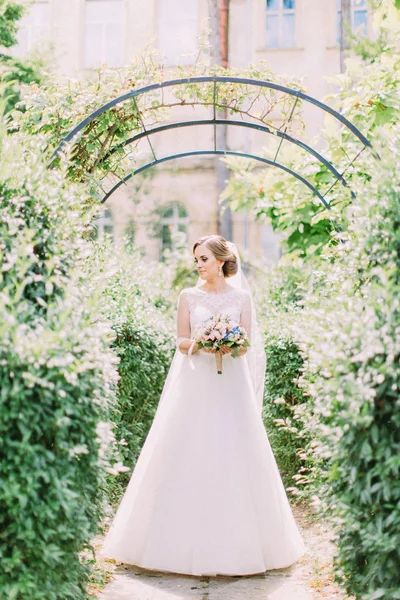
[{"xmin": 176, "ymin": 291, "xmax": 198, "ymax": 355}]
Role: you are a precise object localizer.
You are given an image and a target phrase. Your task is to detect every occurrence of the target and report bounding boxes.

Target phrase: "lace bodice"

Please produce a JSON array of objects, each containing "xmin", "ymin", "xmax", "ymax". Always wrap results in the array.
[{"xmin": 179, "ymin": 286, "xmax": 250, "ymax": 335}]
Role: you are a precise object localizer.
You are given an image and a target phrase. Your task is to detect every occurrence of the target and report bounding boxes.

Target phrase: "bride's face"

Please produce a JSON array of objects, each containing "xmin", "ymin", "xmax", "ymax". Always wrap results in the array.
[{"xmin": 194, "ymin": 244, "xmax": 223, "ymax": 280}]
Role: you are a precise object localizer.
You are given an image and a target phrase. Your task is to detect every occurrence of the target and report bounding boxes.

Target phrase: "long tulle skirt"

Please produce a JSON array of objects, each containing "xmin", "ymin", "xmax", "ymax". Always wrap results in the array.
[{"xmin": 100, "ymin": 350, "xmax": 305, "ymax": 576}]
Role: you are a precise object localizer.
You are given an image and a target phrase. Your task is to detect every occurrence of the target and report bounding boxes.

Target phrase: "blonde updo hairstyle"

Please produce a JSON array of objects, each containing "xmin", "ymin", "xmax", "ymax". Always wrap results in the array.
[{"xmin": 193, "ymin": 235, "xmax": 238, "ymax": 277}]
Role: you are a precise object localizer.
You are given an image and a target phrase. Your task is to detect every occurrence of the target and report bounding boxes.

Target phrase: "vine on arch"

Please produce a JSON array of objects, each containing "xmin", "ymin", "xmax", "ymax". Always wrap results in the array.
[{"xmin": 15, "ymin": 54, "xmax": 305, "ymax": 185}]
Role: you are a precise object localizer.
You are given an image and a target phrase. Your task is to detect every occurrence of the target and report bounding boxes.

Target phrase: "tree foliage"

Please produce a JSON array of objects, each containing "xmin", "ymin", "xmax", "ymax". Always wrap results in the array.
[
  {"xmin": 0, "ymin": 0, "xmax": 24, "ymax": 48},
  {"xmin": 223, "ymin": 2, "xmax": 400, "ymax": 262},
  {"xmin": 0, "ymin": 53, "xmax": 43, "ymax": 115},
  {"xmin": 0, "ymin": 0, "xmax": 44, "ymax": 117}
]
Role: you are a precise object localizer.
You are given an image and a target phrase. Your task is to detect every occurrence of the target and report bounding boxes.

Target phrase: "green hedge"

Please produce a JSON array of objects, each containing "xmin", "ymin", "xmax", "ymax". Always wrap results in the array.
[
  {"xmin": 0, "ymin": 135, "xmax": 118, "ymax": 600},
  {"xmin": 250, "ymin": 264, "xmax": 319, "ymax": 498},
  {"xmin": 107, "ymin": 321, "xmax": 173, "ymax": 504},
  {"xmin": 0, "ymin": 303, "xmax": 117, "ymax": 600},
  {"xmin": 262, "ymin": 331, "xmax": 306, "ymax": 490},
  {"xmin": 84, "ymin": 244, "xmax": 176, "ymax": 505},
  {"xmin": 293, "ymin": 134, "xmax": 400, "ymax": 598},
  {"xmin": 245, "ymin": 19, "xmax": 400, "ymax": 594},
  {"xmin": 300, "ymin": 178, "xmax": 400, "ymax": 598}
]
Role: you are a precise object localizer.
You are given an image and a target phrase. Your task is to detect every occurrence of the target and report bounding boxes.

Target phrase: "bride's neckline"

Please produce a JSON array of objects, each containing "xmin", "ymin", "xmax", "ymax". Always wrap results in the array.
[{"xmin": 196, "ymin": 285, "xmax": 236, "ymax": 296}]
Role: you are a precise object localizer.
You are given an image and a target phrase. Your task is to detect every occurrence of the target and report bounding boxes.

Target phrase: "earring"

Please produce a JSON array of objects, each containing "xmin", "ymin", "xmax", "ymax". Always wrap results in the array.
[{"xmin": 218, "ymin": 266, "xmax": 222, "ymax": 277}]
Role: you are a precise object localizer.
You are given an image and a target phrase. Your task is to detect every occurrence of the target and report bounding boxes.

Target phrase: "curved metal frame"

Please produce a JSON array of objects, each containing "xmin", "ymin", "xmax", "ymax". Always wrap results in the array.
[
  {"xmin": 51, "ymin": 76, "xmax": 377, "ymax": 205},
  {"xmin": 102, "ymin": 150, "xmax": 331, "ymax": 208},
  {"xmin": 103, "ymin": 119, "xmax": 356, "ymax": 201}
]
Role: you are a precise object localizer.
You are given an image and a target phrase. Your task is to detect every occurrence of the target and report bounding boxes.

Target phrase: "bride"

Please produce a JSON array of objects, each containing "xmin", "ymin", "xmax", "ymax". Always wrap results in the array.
[{"xmin": 100, "ymin": 234, "xmax": 305, "ymax": 576}]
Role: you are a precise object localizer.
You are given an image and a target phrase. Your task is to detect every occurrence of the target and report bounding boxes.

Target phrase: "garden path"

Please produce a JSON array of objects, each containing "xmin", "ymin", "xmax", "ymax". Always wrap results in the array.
[{"xmin": 98, "ymin": 506, "xmax": 346, "ymax": 600}]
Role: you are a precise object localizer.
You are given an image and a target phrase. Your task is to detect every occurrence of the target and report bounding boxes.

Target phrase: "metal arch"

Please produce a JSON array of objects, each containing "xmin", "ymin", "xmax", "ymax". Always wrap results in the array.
[
  {"xmin": 51, "ymin": 76, "xmax": 375, "ymax": 160},
  {"xmin": 50, "ymin": 75, "xmax": 379, "ymax": 210},
  {"xmin": 101, "ymin": 150, "xmax": 332, "ymax": 210},
  {"xmin": 102, "ymin": 118, "xmax": 355, "ymax": 199}
]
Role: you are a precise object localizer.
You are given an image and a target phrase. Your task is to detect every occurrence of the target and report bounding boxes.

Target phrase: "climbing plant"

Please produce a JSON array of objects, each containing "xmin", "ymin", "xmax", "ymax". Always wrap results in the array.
[{"xmin": 14, "ymin": 54, "xmax": 305, "ymax": 187}]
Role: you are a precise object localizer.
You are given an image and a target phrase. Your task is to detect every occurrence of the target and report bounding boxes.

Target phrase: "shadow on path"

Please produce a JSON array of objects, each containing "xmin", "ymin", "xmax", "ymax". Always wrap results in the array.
[
  {"xmin": 98, "ymin": 506, "xmax": 345, "ymax": 600},
  {"xmin": 99, "ymin": 561, "xmax": 313, "ymax": 600}
]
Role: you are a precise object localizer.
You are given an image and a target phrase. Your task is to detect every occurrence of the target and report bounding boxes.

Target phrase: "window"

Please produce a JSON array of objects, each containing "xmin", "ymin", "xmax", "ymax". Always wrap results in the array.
[
  {"xmin": 337, "ymin": 0, "xmax": 368, "ymax": 44},
  {"xmin": 12, "ymin": 1, "xmax": 51, "ymax": 57},
  {"xmin": 159, "ymin": 203, "xmax": 190, "ymax": 258},
  {"xmin": 84, "ymin": 0, "xmax": 125, "ymax": 69},
  {"xmin": 265, "ymin": 0, "xmax": 296, "ymax": 49},
  {"xmin": 158, "ymin": 0, "xmax": 198, "ymax": 66},
  {"xmin": 94, "ymin": 209, "xmax": 114, "ymax": 240}
]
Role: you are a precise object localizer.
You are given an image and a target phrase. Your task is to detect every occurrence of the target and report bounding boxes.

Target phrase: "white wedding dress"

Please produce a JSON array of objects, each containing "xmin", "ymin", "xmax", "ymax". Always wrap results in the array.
[{"xmin": 100, "ymin": 285, "xmax": 305, "ymax": 576}]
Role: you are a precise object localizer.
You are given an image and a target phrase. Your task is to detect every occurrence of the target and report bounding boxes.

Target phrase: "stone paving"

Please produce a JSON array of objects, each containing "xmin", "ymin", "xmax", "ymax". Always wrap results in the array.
[
  {"xmin": 98, "ymin": 507, "xmax": 344, "ymax": 600},
  {"xmin": 100, "ymin": 563, "xmax": 314, "ymax": 600}
]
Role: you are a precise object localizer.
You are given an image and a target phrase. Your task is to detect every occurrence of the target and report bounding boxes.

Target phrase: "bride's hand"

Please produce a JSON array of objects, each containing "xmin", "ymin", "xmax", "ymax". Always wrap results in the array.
[
  {"xmin": 219, "ymin": 345, "xmax": 232, "ymax": 355},
  {"xmin": 236, "ymin": 347, "xmax": 247, "ymax": 357},
  {"xmin": 201, "ymin": 346, "xmax": 230, "ymax": 355},
  {"xmin": 201, "ymin": 347, "xmax": 216, "ymax": 354}
]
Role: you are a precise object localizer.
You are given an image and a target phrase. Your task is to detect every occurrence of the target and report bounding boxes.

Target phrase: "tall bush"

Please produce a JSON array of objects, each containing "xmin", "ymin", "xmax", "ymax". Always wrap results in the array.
[
  {"xmin": 296, "ymin": 145, "xmax": 400, "ymax": 599},
  {"xmin": 225, "ymin": 3, "xmax": 400, "ymax": 596},
  {"xmin": 262, "ymin": 329, "xmax": 305, "ymax": 488},
  {"xmin": 297, "ymin": 7, "xmax": 400, "ymax": 594},
  {"xmin": 0, "ymin": 134, "xmax": 118, "ymax": 600},
  {"xmin": 84, "ymin": 243, "xmax": 176, "ymax": 505},
  {"xmin": 253, "ymin": 264, "xmax": 321, "ymax": 497}
]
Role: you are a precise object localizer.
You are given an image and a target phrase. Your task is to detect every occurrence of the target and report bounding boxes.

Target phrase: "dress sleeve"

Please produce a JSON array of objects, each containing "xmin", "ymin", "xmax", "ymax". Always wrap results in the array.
[
  {"xmin": 176, "ymin": 290, "xmax": 191, "ymax": 350},
  {"xmin": 240, "ymin": 291, "xmax": 252, "ymax": 344}
]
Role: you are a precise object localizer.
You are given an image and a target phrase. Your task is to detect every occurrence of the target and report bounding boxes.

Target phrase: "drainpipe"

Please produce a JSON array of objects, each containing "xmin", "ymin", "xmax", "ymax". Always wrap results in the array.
[{"xmin": 220, "ymin": 0, "xmax": 229, "ymax": 68}]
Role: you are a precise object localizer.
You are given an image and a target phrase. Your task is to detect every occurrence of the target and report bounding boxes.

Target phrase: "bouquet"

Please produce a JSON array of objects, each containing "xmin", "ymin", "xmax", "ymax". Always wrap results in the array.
[{"xmin": 193, "ymin": 315, "xmax": 250, "ymax": 374}]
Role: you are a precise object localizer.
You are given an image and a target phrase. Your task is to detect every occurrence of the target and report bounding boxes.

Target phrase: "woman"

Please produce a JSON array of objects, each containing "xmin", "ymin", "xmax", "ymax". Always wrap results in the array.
[{"xmin": 101, "ymin": 235, "xmax": 305, "ymax": 576}]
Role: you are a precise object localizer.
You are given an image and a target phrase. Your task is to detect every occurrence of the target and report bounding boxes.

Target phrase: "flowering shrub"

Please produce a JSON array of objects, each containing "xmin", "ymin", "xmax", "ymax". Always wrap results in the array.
[
  {"xmin": 295, "ymin": 147, "xmax": 400, "ymax": 599},
  {"xmin": 232, "ymin": 5, "xmax": 400, "ymax": 596},
  {"xmin": 0, "ymin": 134, "xmax": 118, "ymax": 600},
  {"xmin": 84, "ymin": 243, "xmax": 176, "ymax": 505},
  {"xmin": 252, "ymin": 265, "xmax": 321, "ymax": 497},
  {"xmin": 262, "ymin": 329, "xmax": 308, "ymax": 492}
]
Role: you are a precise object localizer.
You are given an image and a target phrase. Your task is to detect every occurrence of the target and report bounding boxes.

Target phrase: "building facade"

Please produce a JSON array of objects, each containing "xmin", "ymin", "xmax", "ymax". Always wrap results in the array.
[{"xmin": 9, "ymin": 0, "xmax": 369, "ymax": 261}]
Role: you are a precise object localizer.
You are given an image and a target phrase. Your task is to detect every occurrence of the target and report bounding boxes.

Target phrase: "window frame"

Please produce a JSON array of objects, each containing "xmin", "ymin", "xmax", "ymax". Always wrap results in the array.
[
  {"xmin": 265, "ymin": 0, "xmax": 296, "ymax": 50},
  {"xmin": 12, "ymin": 0, "xmax": 52, "ymax": 58},
  {"xmin": 157, "ymin": 0, "xmax": 199, "ymax": 66},
  {"xmin": 336, "ymin": 0, "xmax": 368, "ymax": 45},
  {"xmin": 95, "ymin": 208, "xmax": 114, "ymax": 240},
  {"xmin": 83, "ymin": 0, "xmax": 126, "ymax": 70},
  {"xmin": 158, "ymin": 203, "xmax": 190, "ymax": 259}
]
